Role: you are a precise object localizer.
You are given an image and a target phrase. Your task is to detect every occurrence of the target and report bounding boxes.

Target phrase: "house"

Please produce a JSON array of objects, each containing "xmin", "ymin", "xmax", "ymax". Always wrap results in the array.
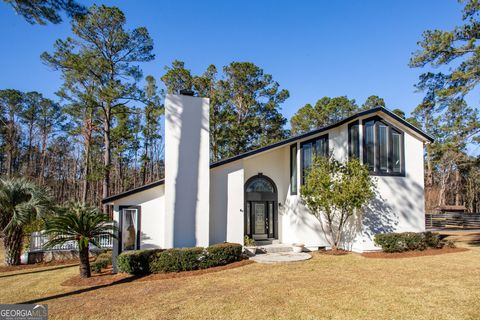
[{"xmin": 102, "ymin": 93, "xmax": 432, "ymax": 259}]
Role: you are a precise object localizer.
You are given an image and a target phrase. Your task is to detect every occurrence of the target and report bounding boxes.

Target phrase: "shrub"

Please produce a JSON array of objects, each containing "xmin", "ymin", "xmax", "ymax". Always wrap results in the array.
[
  {"xmin": 147, "ymin": 243, "xmax": 243, "ymax": 274},
  {"xmin": 423, "ymin": 231, "xmax": 442, "ymax": 248},
  {"xmin": 117, "ymin": 249, "xmax": 163, "ymax": 275},
  {"xmin": 92, "ymin": 251, "xmax": 113, "ymax": 273},
  {"xmin": 202, "ymin": 243, "xmax": 243, "ymax": 268},
  {"xmin": 374, "ymin": 232, "xmax": 445, "ymax": 252},
  {"xmin": 403, "ymin": 232, "xmax": 427, "ymax": 251},
  {"xmin": 92, "ymin": 259, "xmax": 109, "ymax": 273},
  {"xmin": 149, "ymin": 247, "xmax": 204, "ymax": 273},
  {"xmin": 244, "ymin": 236, "xmax": 255, "ymax": 246}
]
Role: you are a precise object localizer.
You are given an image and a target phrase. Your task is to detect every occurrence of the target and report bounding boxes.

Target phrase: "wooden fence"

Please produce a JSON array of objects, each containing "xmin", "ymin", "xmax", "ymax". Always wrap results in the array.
[{"xmin": 425, "ymin": 213, "xmax": 480, "ymax": 230}]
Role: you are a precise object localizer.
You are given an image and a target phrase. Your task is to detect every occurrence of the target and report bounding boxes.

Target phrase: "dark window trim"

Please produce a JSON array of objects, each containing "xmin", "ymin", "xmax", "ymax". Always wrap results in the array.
[
  {"xmin": 348, "ymin": 120, "xmax": 360, "ymax": 160},
  {"xmin": 290, "ymin": 143, "xmax": 298, "ymax": 195},
  {"xmin": 362, "ymin": 116, "xmax": 405, "ymax": 177},
  {"xmin": 118, "ymin": 205, "xmax": 142, "ymax": 255},
  {"xmin": 300, "ymin": 134, "xmax": 329, "ymax": 185}
]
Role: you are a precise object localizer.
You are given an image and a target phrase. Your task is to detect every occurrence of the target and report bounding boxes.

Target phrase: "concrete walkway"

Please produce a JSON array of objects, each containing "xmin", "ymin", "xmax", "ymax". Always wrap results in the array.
[{"xmin": 250, "ymin": 252, "xmax": 312, "ymax": 264}]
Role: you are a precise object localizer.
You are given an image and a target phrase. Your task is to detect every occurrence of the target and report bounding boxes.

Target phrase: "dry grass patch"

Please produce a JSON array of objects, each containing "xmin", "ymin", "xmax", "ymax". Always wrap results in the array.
[{"xmin": 0, "ymin": 245, "xmax": 479, "ymax": 319}]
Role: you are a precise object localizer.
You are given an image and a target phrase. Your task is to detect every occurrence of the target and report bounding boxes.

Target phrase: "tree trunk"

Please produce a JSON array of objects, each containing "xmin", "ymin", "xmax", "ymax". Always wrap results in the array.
[
  {"xmin": 455, "ymin": 169, "xmax": 462, "ymax": 206},
  {"xmin": 39, "ymin": 132, "xmax": 48, "ymax": 184},
  {"xmin": 78, "ymin": 246, "xmax": 91, "ymax": 278},
  {"xmin": 6, "ymin": 110, "xmax": 15, "ymax": 178},
  {"xmin": 425, "ymin": 146, "xmax": 433, "ymax": 187},
  {"xmin": 4, "ymin": 226, "xmax": 23, "ymax": 266},
  {"xmin": 102, "ymin": 104, "xmax": 112, "ymax": 211},
  {"xmin": 81, "ymin": 115, "xmax": 93, "ymax": 204}
]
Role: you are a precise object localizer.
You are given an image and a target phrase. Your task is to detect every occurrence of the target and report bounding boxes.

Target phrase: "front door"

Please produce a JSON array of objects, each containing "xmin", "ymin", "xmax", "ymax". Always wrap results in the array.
[{"xmin": 253, "ymin": 202, "xmax": 267, "ymax": 239}]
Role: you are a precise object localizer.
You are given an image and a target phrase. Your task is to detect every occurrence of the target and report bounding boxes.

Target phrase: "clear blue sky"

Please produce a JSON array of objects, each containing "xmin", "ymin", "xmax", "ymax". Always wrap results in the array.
[{"xmin": 0, "ymin": 0, "xmax": 464, "ymax": 125}]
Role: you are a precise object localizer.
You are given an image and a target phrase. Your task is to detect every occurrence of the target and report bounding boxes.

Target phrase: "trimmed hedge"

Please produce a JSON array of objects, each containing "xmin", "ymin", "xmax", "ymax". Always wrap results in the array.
[
  {"xmin": 150, "ymin": 247, "xmax": 205, "ymax": 273},
  {"xmin": 374, "ymin": 231, "xmax": 448, "ymax": 253},
  {"xmin": 117, "ymin": 249, "xmax": 163, "ymax": 275},
  {"xmin": 118, "ymin": 243, "xmax": 243, "ymax": 275},
  {"xmin": 202, "ymin": 243, "xmax": 243, "ymax": 268}
]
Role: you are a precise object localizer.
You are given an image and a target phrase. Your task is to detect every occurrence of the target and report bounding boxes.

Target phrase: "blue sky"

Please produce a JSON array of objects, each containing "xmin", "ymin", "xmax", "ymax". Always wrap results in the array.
[{"xmin": 0, "ymin": 0, "xmax": 465, "ymax": 125}]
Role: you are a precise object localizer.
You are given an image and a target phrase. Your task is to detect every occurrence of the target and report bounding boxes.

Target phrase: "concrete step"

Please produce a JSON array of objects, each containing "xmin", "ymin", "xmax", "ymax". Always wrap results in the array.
[
  {"xmin": 255, "ymin": 239, "xmax": 280, "ymax": 246},
  {"xmin": 257, "ymin": 244, "xmax": 293, "ymax": 254}
]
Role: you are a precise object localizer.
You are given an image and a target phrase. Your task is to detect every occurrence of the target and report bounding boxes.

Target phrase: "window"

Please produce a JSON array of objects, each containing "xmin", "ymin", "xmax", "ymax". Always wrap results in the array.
[
  {"xmin": 348, "ymin": 121, "xmax": 360, "ymax": 159},
  {"xmin": 120, "ymin": 207, "xmax": 140, "ymax": 252},
  {"xmin": 364, "ymin": 120, "xmax": 375, "ymax": 170},
  {"xmin": 245, "ymin": 177, "xmax": 275, "ymax": 193},
  {"xmin": 301, "ymin": 134, "xmax": 329, "ymax": 184},
  {"xmin": 391, "ymin": 130, "xmax": 402, "ymax": 173},
  {"xmin": 378, "ymin": 123, "xmax": 388, "ymax": 171},
  {"xmin": 362, "ymin": 117, "xmax": 404, "ymax": 175},
  {"xmin": 290, "ymin": 144, "xmax": 298, "ymax": 195}
]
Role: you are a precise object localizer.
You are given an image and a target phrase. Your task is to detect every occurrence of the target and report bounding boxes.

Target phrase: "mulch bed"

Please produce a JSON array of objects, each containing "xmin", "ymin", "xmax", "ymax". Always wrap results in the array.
[
  {"xmin": 61, "ymin": 259, "xmax": 254, "ymax": 287},
  {"xmin": 317, "ymin": 249, "xmax": 350, "ymax": 256},
  {"xmin": 0, "ymin": 259, "xmax": 81, "ymax": 273},
  {"xmin": 361, "ymin": 246, "xmax": 469, "ymax": 259}
]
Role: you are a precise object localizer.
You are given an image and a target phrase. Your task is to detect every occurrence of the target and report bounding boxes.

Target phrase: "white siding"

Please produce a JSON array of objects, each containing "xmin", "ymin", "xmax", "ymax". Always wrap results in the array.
[{"xmin": 113, "ymin": 185, "xmax": 165, "ymax": 249}]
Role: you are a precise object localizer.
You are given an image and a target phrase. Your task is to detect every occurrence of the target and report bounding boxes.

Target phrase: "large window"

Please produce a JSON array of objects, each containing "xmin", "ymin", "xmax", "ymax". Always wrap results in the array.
[
  {"xmin": 361, "ymin": 117, "xmax": 404, "ymax": 175},
  {"xmin": 290, "ymin": 144, "xmax": 298, "ymax": 195},
  {"xmin": 301, "ymin": 134, "xmax": 329, "ymax": 184}
]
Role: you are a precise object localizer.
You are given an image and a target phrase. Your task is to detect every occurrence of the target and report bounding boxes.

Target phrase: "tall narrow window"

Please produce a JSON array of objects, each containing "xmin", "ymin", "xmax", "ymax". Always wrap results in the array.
[
  {"xmin": 378, "ymin": 124, "xmax": 388, "ymax": 172},
  {"xmin": 302, "ymin": 143, "xmax": 313, "ymax": 184},
  {"xmin": 301, "ymin": 135, "xmax": 328, "ymax": 184},
  {"xmin": 121, "ymin": 207, "xmax": 140, "ymax": 251},
  {"xmin": 290, "ymin": 144, "xmax": 298, "ymax": 195},
  {"xmin": 391, "ymin": 130, "xmax": 402, "ymax": 173},
  {"xmin": 348, "ymin": 121, "xmax": 360, "ymax": 159},
  {"xmin": 364, "ymin": 121, "xmax": 375, "ymax": 170}
]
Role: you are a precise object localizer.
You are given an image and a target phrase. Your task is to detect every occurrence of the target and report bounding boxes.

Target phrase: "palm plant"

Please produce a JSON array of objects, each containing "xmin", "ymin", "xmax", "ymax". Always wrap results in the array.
[
  {"xmin": 0, "ymin": 178, "xmax": 51, "ymax": 265},
  {"xmin": 44, "ymin": 204, "xmax": 117, "ymax": 278}
]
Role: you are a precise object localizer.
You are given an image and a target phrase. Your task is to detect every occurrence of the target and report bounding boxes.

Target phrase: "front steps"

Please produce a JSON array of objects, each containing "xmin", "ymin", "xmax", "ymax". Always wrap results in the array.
[{"xmin": 257, "ymin": 243, "xmax": 293, "ymax": 254}]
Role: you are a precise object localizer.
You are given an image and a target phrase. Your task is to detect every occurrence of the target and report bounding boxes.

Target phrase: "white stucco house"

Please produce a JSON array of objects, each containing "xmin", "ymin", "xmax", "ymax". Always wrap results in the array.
[{"xmin": 103, "ymin": 93, "xmax": 433, "ymax": 258}]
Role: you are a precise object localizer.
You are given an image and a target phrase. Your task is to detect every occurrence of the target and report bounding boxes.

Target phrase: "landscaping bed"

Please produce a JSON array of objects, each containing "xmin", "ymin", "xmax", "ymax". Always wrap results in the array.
[
  {"xmin": 61, "ymin": 260, "xmax": 254, "ymax": 287},
  {"xmin": 361, "ymin": 246, "xmax": 468, "ymax": 259}
]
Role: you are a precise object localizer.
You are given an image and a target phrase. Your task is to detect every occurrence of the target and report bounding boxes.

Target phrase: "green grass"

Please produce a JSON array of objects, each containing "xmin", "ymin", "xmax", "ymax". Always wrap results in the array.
[{"xmin": 1, "ymin": 244, "xmax": 479, "ymax": 319}]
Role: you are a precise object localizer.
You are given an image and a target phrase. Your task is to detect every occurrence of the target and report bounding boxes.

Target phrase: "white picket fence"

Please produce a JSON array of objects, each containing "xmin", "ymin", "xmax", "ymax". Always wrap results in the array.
[{"xmin": 30, "ymin": 231, "xmax": 113, "ymax": 252}]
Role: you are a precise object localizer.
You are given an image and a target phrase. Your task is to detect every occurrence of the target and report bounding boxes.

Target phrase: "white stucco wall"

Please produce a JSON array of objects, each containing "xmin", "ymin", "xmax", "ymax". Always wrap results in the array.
[
  {"xmin": 210, "ymin": 161, "xmax": 244, "ymax": 245},
  {"xmin": 165, "ymin": 94, "xmax": 210, "ymax": 248},
  {"xmin": 112, "ymin": 185, "xmax": 165, "ymax": 249}
]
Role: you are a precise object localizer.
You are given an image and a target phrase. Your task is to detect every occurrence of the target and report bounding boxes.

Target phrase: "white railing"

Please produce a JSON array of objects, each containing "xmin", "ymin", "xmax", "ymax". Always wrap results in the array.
[{"xmin": 30, "ymin": 231, "xmax": 114, "ymax": 252}]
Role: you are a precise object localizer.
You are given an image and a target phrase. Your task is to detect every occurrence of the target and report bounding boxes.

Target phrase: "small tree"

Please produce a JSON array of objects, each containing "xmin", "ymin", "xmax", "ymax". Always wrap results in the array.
[
  {"xmin": 44, "ymin": 204, "xmax": 117, "ymax": 278},
  {"xmin": 0, "ymin": 178, "xmax": 52, "ymax": 265},
  {"xmin": 301, "ymin": 157, "xmax": 375, "ymax": 250}
]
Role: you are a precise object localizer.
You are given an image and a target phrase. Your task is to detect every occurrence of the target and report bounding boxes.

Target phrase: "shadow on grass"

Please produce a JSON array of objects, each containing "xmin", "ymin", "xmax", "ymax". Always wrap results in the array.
[
  {"xmin": 18, "ymin": 274, "xmax": 143, "ymax": 305},
  {"xmin": 0, "ymin": 264, "xmax": 78, "ymax": 279}
]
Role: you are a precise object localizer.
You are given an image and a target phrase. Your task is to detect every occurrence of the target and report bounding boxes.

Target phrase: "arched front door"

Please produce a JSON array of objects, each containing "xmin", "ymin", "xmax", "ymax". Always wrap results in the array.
[{"xmin": 244, "ymin": 174, "xmax": 278, "ymax": 240}]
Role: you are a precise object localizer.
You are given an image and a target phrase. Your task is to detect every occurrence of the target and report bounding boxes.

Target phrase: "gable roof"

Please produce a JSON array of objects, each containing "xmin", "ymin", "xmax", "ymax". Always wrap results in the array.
[
  {"xmin": 102, "ymin": 179, "xmax": 164, "ymax": 204},
  {"xmin": 103, "ymin": 107, "xmax": 433, "ymax": 203},
  {"xmin": 210, "ymin": 107, "xmax": 433, "ymax": 169}
]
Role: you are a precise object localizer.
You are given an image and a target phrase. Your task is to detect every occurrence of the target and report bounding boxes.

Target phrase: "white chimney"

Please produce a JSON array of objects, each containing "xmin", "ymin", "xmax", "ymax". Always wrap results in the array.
[{"xmin": 164, "ymin": 94, "xmax": 210, "ymax": 248}]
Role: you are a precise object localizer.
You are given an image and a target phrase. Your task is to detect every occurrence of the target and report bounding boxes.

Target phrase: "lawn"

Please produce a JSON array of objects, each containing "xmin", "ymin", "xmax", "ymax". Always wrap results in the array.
[{"xmin": 0, "ymin": 243, "xmax": 479, "ymax": 320}]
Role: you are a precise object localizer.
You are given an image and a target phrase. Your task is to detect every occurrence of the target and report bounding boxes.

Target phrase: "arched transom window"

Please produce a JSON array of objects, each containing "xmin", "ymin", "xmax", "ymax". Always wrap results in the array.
[{"xmin": 245, "ymin": 177, "xmax": 275, "ymax": 193}]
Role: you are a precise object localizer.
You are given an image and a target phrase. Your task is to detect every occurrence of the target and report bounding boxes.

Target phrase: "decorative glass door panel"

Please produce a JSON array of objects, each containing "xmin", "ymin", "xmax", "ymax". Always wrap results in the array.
[{"xmin": 254, "ymin": 203, "xmax": 267, "ymax": 238}]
